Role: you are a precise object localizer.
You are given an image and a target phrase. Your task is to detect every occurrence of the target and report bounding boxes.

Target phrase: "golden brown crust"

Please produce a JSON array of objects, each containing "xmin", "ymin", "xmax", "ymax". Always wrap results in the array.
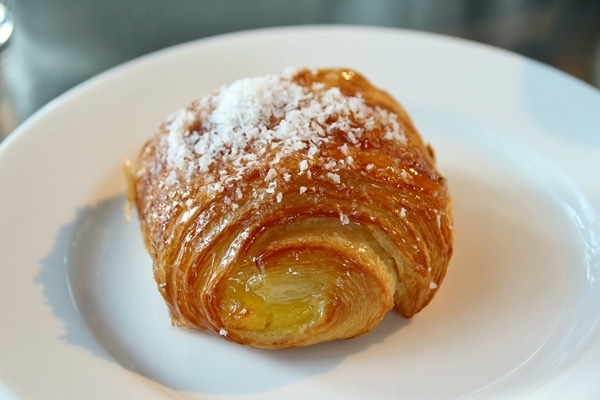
[{"xmin": 131, "ymin": 67, "xmax": 453, "ymax": 349}]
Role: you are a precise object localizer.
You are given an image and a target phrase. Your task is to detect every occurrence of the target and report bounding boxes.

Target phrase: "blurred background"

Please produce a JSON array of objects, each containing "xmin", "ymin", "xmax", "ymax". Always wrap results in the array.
[{"xmin": 1, "ymin": 0, "xmax": 599, "ymax": 141}]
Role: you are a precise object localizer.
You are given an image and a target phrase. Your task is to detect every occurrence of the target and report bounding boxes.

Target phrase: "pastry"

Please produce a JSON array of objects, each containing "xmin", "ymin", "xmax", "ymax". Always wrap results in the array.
[{"xmin": 129, "ymin": 67, "xmax": 453, "ymax": 349}]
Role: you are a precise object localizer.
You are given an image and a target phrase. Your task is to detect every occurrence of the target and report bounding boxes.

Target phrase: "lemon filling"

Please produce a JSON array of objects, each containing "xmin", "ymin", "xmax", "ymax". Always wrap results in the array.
[{"xmin": 221, "ymin": 264, "xmax": 327, "ymax": 333}]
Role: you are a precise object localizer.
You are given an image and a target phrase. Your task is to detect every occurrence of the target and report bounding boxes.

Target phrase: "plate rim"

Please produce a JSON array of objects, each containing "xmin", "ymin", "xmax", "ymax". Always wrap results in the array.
[{"xmin": 1, "ymin": 24, "xmax": 600, "ymax": 400}]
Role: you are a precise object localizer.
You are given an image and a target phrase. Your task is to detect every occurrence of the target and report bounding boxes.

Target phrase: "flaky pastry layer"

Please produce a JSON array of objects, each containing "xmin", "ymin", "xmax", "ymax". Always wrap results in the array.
[{"xmin": 130, "ymin": 67, "xmax": 454, "ymax": 349}]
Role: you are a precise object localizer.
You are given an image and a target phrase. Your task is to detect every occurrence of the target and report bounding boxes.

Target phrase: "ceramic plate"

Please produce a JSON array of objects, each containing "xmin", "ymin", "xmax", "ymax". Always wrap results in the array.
[{"xmin": 1, "ymin": 26, "xmax": 599, "ymax": 399}]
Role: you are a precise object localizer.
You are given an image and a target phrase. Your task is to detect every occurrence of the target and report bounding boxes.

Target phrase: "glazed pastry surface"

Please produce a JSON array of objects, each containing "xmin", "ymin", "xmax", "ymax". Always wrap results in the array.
[{"xmin": 130, "ymin": 67, "xmax": 453, "ymax": 349}]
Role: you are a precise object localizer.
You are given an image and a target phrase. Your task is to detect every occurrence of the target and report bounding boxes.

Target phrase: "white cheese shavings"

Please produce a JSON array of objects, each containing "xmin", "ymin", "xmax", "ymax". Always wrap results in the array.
[
  {"xmin": 265, "ymin": 181, "xmax": 277, "ymax": 194},
  {"xmin": 324, "ymin": 160, "xmax": 337, "ymax": 170},
  {"xmin": 326, "ymin": 172, "xmax": 341, "ymax": 184},
  {"xmin": 299, "ymin": 159, "xmax": 309, "ymax": 174},
  {"xmin": 340, "ymin": 143, "xmax": 350, "ymax": 156},
  {"xmin": 340, "ymin": 212, "xmax": 350, "ymax": 225},
  {"xmin": 265, "ymin": 168, "xmax": 277, "ymax": 181},
  {"xmin": 429, "ymin": 282, "xmax": 438, "ymax": 289},
  {"xmin": 159, "ymin": 69, "xmax": 406, "ymax": 198}
]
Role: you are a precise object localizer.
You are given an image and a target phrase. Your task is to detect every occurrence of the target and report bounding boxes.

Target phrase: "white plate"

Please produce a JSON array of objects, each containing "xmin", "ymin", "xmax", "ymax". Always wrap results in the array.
[{"xmin": 1, "ymin": 26, "xmax": 600, "ymax": 400}]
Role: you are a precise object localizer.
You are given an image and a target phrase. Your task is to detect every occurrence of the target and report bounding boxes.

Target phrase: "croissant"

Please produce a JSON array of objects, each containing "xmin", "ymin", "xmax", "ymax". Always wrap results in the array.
[{"xmin": 129, "ymin": 67, "xmax": 453, "ymax": 349}]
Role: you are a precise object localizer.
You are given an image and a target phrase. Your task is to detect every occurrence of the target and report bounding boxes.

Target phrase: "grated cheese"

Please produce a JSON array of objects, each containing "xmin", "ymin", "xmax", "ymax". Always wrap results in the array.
[
  {"xmin": 159, "ymin": 69, "xmax": 406, "ymax": 199},
  {"xmin": 340, "ymin": 212, "xmax": 350, "ymax": 225}
]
